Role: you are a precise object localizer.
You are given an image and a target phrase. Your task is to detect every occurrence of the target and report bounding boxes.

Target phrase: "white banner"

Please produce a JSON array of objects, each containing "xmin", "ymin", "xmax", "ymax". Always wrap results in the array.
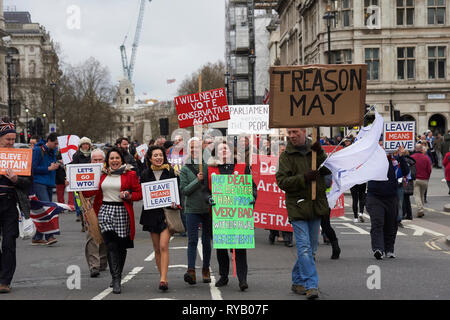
[
  {"xmin": 142, "ymin": 178, "xmax": 180, "ymax": 210},
  {"xmin": 66, "ymin": 163, "xmax": 103, "ymax": 192},
  {"xmin": 228, "ymin": 105, "xmax": 276, "ymax": 135}
]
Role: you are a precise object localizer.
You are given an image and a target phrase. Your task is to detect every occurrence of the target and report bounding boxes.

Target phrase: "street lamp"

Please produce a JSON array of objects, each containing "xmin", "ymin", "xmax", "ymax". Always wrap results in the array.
[
  {"xmin": 25, "ymin": 108, "xmax": 29, "ymax": 136},
  {"xmin": 50, "ymin": 82, "xmax": 56, "ymax": 125},
  {"xmin": 6, "ymin": 52, "xmax": 13, "ymax": 121},
  {"xmin": 323, "ymin": 4, "xmax": 336, "ymax": 138},
  {"xmin": 249, "ymin": 53, "xmax": 256, "ymax": 105}
]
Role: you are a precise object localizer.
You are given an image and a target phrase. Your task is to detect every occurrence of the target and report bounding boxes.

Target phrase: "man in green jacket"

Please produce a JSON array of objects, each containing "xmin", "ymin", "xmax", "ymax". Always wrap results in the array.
[{"xmin": 276, "ymin": 128, "xmax": 330, "ymax": 300}]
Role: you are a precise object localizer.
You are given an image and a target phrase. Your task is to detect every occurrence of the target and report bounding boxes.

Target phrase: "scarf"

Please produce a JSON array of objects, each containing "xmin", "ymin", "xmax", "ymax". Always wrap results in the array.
[
  {"xmin": 81, "ymin": 149, "xmax": 91, "ymax": 158},
  {"xmin": 102, "ymin": 164, "xmax": 133, "ymax": 176},
  {"xmin": 151, "ymin": 164, "xmax": 170, "ymax": 172}
]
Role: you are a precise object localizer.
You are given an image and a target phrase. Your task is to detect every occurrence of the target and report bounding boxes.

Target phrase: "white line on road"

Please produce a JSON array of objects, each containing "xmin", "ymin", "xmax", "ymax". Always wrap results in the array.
[
  {"xmin": 197, "ymin": 238, "xmax": 222, "ymax": 300},
  {"xmin": 91, "ymin": 266, "xmax": 144, "ymax": 300}
]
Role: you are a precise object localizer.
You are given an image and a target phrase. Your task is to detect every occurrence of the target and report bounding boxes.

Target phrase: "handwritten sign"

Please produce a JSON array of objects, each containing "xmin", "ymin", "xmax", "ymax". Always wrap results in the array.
[
  {"xmin": 142, "ymin": 178, "xmax": 180, "ymax": 210},
  {"xmin": 269, "ymin": 64, "xmax": 367, "ymax": 128},
  {"xmin": 0, "ymin": 148, "xmax": 32, "ymax": 176},
  {"xmin": 383, "ymin": 121, "xmax": 415, "ymax": 151},
  {"xmin": 211, "ymin": 174, "xmax": 255, "ymax": 249},
  {"xmin": 174, "ymin": 88, "xmax": 230, "ymax": 128},
  {"xmin": 136, "ymin": 144, "xmax": 148, "ymax": 163},
  {"xmin": 66, "ymin": 163, "xmax": 103, "ymax": 191},
  {"xmin": 228, "ymin": 105, "xmax": 276, "ymax": 135}
]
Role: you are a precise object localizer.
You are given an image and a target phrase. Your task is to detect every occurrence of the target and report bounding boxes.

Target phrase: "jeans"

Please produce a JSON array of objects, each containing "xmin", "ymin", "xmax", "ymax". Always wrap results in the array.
[
  {"xmin": 186, "ymin": 213, "xmax": 211, "ymax": 269},
  {"xmin": 33, "ymin": 183, "xmax": 57, "ymax": 241},
  {"xmin": 291, "ymin": 219, "xmax": 321, "ymax": 290}
]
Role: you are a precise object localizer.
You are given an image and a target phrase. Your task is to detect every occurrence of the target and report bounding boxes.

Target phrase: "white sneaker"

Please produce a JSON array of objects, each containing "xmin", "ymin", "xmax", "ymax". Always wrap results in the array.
[
  {"xmin": 442, "ymin": 178, "xmax": 446, "ymax": 182},
  {"xmin": 353, "ymin": 218, "xmax": 358, "ymax": 223},
  {"xmin": 358, "ymin": 213, "xmax": 365, "ymax": 223},
  {"xmin": 385, "ymin": 252, "xmax": 396, "ymax": 259}
]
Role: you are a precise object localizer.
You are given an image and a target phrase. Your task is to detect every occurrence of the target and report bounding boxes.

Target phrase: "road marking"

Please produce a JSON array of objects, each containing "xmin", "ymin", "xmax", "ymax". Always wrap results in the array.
[
  {"xmin": 404, "ymin": 224, "xmax": 444, "ymax": 237},
  {"xmin": 169, "ymin": 264, "xmax": 188, "ymax": 268},
  {"xmin": 91, "ymin": 266, "xmax": 144, "ymax": 300},
  {"xmin": 411, "ymin": 204, "xmax": 450, "ymax": 216},
  {"xmin": 198, "ymin": 238, "xmax": 223, "ymax": 301},
  {"xmin": 144, "ymin": 252, "xmax": 155, "ymax": 262},
  {"xmin": 334, "ymin": 222, "xmax": 370, "ymax": 235},
  {"xmin": 170, "ymin": 246, "xmax": 188, "ymax": 250}
]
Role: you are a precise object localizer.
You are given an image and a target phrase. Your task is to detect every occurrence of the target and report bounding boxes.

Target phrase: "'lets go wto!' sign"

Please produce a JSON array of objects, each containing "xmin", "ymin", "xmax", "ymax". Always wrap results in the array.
[{"xmin": 66, "ymin": 163, "xmax": 103, "ymax": 192}]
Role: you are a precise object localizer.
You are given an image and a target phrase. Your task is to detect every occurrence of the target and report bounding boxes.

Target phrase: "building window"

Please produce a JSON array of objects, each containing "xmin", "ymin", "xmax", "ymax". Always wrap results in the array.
[
  {"xmin": 126, "ymin": 98, "xmax": 129, "ymax": 105},
  {"xmin": 332, "ymin": 0, "xmax": 353, "ymax": 27},
  {"xmin": 125, "ymin": 88, "xmax": 129, "ymax": 94},
  {"xmin": 397, "ymin": 0, "xmax": 414, "ymax": 26},
  {"xmin": 127, "ymin": 126, "xmax": 131, "ymax": 132},
  {"xmin": 428, "ymin": 46, "xmax": 446, "ymax": 79},
  {"xmin": 365, "ymin": 48, "xmax": 380, "ymax": 80},
  {"xmin": 364, "ymin": 0, "xmax": 379, "ymax": 26},
  {"xmin": 330, "ymin": 50, "xmax": 352, "ymax": 64},
  {"xmin": 427, "ymin": 0, "xmax": 445, "ymax": 25},
  {"xmin": 127, "ymin": 116, "xmax": 131, "ymax": 122},
  {"xmin": 397, "ymin": 47, "xmax": 415, "ymax": 80}
]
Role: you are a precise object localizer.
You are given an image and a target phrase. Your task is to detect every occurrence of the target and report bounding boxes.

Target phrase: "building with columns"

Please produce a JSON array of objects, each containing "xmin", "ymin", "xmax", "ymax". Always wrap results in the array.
[
  {"xmin": 273, "ymin": 0, "xmax": 450, "ymax": 136},
  {"xmin": 3, "ymin": 10, "xmax": 59, "ymax": 139},
  {"xmin": 0, "ymin": 0, "xmax": 9, "ymax": 114}
]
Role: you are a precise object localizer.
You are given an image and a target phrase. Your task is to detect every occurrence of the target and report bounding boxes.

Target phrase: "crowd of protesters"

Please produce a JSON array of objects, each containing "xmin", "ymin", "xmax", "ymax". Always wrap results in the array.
[{"xmin": 1, "ymin": 114, "xmax": 449, "ymax": 299}]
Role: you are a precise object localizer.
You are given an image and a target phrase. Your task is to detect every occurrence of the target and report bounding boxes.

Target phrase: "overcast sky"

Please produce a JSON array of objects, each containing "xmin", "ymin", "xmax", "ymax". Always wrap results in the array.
[{"xmin": 4, "ymin": 0, "xmax": 225, "ymax": 101}]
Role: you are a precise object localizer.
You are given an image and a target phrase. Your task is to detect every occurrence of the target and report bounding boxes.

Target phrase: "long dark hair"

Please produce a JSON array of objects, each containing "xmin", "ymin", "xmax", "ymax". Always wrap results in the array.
[
  {"xmin": 105, "ymin": 147, "xmax": 126, "ymax": 168},
  {"xmin": 145, "ymin": 145, "xmax": 168, "ymax": 168}
]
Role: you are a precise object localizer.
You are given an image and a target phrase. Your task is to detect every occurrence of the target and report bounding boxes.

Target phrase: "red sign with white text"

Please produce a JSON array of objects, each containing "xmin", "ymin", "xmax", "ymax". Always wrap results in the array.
[
  {"xmin": 252, "ymin": 146, "xmax": 344, "ymax": 231},
  {"xmin": 174, "ymin": 88, "xmax": 230, "ymax": 128}
]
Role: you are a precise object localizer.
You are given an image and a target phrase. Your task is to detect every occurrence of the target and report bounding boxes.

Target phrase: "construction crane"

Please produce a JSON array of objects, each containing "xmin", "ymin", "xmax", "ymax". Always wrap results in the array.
[{"xmin": 120, "ymin": 0, "xmax": 151, "ymax": 82}]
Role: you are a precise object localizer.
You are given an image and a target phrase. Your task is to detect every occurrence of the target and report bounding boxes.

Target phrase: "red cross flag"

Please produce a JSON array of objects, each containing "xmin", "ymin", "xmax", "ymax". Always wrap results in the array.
[{"xmin": 58, "ymin": 135, "xmax": 80, "ymax": 165}]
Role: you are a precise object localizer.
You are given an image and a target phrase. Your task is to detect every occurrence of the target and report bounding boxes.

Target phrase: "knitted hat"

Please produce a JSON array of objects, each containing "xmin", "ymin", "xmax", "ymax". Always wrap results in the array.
[
  {"xmin": 0, "ymin": 117, "xmax": 16, "ymax": 137},
  {"xmin": 79, "ymin": 136, "xmax": 92, "ymax": 147}
]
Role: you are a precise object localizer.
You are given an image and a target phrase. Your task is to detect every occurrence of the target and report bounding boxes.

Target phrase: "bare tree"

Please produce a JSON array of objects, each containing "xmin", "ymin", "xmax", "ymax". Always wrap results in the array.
[
  {"xmin": 57, "ymin": 57, "xmax": 116, "ymax": 141},
  {"xmin": 177, "ymin": 60, "xmax": 225, "ymax": 96}
]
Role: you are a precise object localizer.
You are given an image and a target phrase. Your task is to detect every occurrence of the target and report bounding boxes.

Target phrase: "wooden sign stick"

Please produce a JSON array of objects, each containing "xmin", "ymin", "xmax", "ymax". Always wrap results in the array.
[
  {"xmin": 198, "ymin": 74, "xmax": 203, "ymax": 173},
  {"xmin": 311, "ymin": 127, "xmax": 317, "ymax": 200}
]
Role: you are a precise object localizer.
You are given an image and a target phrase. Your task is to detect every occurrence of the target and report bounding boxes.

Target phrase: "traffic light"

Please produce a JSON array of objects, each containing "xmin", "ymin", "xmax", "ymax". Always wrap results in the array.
[
  {"xmin": 20, "ymin": 131, "xmax": 25, "ymax": 143},
  {"xmin": 27, "ymin": 133, "xmax": 31, "ymax": 143},
  {"xmin": 35, "ymin": 117, "xmax": 43, "ymax": 136}
]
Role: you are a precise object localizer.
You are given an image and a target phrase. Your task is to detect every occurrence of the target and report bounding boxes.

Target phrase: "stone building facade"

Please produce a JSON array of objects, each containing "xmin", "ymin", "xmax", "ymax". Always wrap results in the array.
[
  {"xmin": 0, "ymin": 0, "xmax": 8, "ymax": 114},
  {"xmin": 3, "ymin": 10, "xmax": 59, "ymax": 137},
  {"xmin": 274, "ymin": 0, "xmax": 450, "ymax": 136}
]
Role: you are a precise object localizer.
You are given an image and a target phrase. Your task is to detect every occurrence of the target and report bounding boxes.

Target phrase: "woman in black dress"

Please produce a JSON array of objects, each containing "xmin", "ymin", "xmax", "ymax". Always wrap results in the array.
[{"xmin": 140, "ymin": 146, "xmax": 179, "ymax": 291}]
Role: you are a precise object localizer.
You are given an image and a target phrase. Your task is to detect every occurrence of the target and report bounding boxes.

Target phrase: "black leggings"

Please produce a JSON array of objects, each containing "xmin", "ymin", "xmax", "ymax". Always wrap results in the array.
[
  {"xmin": 321, "ymin": 212, "xmax": 337, "ymax": 242},
  {"xmin": 216, "ymin": 249, "xmax": 247, "ymax": 282},
  {"xmin": 350, "ymin": 183, "xmax": 367, "ymax": 218}
]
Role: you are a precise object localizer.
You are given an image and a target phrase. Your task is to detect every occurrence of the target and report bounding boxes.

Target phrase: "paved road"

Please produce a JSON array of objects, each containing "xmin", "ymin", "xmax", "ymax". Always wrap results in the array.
[{"xmin": 1, "ymin": 169, "xmax": 449, "ymax": 300}]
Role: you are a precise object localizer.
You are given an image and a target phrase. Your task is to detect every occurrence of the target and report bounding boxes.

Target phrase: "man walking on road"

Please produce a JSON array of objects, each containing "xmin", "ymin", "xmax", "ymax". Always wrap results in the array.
[
  {"xmin": 411, "ymin": 144, "xmax": 432, "ymax": 218},
  {"xmin": 0, "ymin": 117, "xmax": 32, "ymax": 293},
  {"xmin": 276, "ymin": 128, "xmax": 331, "ymax": 300},
  {"xmin": 31, "ymin": 132, "xmax": 60, "ymax": 245}
]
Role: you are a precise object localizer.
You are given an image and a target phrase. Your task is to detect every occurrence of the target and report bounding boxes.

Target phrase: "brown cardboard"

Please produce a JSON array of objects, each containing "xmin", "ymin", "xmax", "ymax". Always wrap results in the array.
[{"xmin": 269, "ymin": 64, "xmax": 367, "ymax": 128}]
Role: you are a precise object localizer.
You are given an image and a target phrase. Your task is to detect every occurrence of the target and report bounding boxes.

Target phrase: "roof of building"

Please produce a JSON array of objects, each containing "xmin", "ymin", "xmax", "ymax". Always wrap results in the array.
[{"xmin": 4, "ymin": 11, "xmax": 32, "ymax": 24}]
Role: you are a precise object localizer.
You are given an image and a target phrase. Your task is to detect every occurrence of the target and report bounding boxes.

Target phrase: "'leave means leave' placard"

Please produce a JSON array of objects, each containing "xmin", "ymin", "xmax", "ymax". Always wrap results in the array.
[
  {"xmin": 383, "ymin": 121, "xmax": 415, "ymax": 151},
  {"xmin": 142, "ymin": 178, "xmax": 180, "ymax": 210}
]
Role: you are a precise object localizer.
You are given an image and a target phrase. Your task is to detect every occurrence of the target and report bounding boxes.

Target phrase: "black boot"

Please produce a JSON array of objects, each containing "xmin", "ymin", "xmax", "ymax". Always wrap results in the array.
[
  {"xmin": 331, "ymin": 240, "xmax": 341, "ymax": 260},
  {"xmin": 107, "ymin": 247, "xmax": 122, "ymax": 294}
]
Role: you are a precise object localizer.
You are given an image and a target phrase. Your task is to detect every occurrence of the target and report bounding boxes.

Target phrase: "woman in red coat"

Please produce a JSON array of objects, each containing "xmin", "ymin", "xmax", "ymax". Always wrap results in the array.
[{"xmin": 85, "ymin": 147, "xmax": 142, "ymax": 294}]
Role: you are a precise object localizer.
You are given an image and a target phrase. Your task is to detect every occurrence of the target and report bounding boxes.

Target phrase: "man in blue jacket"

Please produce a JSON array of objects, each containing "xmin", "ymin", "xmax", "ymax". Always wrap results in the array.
[{"xmin": 31, "ymin": 132, "xmax": 60, "ymax": 245}]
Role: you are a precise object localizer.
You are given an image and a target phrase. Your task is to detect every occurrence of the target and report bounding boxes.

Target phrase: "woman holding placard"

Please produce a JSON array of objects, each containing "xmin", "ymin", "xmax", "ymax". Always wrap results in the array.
[
  {"xmin": 140, "ymin": 145, "xmax": 179, "ymax": 291},
  {"xmin": 84, "ymin": 147, "xmax": 142, "ymax": 294},
  {"xmin": 206, "ymin": 141, "xmax": 257, "ymax": 292}
]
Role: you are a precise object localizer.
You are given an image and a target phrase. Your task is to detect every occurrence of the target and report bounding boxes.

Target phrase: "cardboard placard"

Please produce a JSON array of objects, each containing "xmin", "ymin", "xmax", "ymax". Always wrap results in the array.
[
  {"xmin": 228, "ymin": 105, "xmax": 276, "ymax": 135},
  {"xmin": 383, "ymin": 121, "xmax": 415, "ymax": 151},
  {"xmin": 136, "ymin": 144, "xmax": 148, "ymax": 163},
  {"xmin": 269, "ymin": 64, "xmax": 367, "ymax": 128},
  {"xmin": 174, "ymin": 88, "xmax": 230, "ymax": 128},
  {"xmin": 66, "ymin": 163, "xmax": 103, "ymax": 191},
  {"xmin": 0, "ymin": 148, "xmax": 32, "ymax": 176},
  {"xmin": 212, "ymin": 174, "xmax": 255, "ymax": 249},
  {"xmin": 142, "ymin": 178, "xmax": 180, "ymax": 210}
]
